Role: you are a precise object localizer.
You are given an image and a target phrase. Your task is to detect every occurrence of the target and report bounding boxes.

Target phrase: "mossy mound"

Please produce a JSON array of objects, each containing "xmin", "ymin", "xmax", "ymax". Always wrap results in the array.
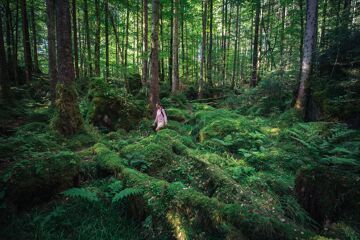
[
  {"xmin": 0, "ymin": 151, "xmax": 79, "ymax": 210},
  {"xmin": 83, "ymin": 79, "xmax": 145, "ymax": 131}
]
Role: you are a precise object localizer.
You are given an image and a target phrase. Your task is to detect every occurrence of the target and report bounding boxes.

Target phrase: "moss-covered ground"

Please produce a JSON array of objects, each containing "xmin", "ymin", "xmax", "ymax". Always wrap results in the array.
[{"xmin": 0, "ymin": 80, "xmax": 359, "ymax": 240}]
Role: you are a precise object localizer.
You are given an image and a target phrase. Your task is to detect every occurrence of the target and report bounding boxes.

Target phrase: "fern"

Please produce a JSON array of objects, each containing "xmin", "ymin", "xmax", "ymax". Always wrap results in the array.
[
  {"xmin": 112, "ymin": 188, "xmax": 143, "ymax": 203},
  {"xmin": 62, "ymin": 188, "xmax": 99, "ymax": 202}
]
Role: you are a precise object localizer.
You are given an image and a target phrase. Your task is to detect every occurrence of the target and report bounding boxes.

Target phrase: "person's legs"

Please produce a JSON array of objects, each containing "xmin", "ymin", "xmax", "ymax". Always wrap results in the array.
[{"xmin": 156, "ymin": 121, "xmax": 165, "ymax": 131}]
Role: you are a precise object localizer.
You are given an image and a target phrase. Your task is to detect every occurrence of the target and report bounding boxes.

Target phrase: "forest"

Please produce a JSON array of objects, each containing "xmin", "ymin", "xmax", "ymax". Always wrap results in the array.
[{"xmin": 0, "ymin": 0, "xmax": 359, "ymax": 239}]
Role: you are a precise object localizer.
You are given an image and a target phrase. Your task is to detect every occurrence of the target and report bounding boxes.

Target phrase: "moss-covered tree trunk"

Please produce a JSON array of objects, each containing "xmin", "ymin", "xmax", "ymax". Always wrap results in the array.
[
  {"xmin": 21, "ymin": 0, "xmax": 32, "ymax": 83},
  {"xmin": 53, "ymin": 0, "xmax": 83, "ymax": 136},
  {"xmin": 171, "ymin": 0, "xmax": 180, "ymax": 93}
]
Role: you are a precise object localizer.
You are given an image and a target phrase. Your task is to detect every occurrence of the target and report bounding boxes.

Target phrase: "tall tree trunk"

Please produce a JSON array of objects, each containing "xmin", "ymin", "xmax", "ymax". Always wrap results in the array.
[
  {"xmin": 298, "ymin": 0, "xmax": 304, "ymax": 79},
  {"xmin": 172, "ymin": 0, "xmax": 180, "ymax": 93},
  {"xmin": 54, "ymin": 0, "xmax": 83, "ymax": 136},
  {"xmin": 231, "ymin": 4, "xmax": 240, "ymax": 89},
  {"xmin": 250, "ymin": 0, "xmax": 260, "ymax": 87},
  {"xmin": 94, "ymin": 0, "xmax": 101, "ymax": 77},
  {"xmin": 222, "ymin": 0, "xmax": 228, "ymax": 86},
  {"xmin": 159, "ymin": 3, "xmax": 165, "ymax": 82},
  {"xmin": 319, "ymin": 0, "xmax": 327, "ymax": 50},
  {"xmin": 142, "ymin": 0, "xmax": 148, "ymax": 87},
  {"xmin": 46, "ymin": 0, "xmax": 57, "ymax": 105},
  {"xmin": 30, "ymin": 2, "xmax": 39, "ymax": 73},
  {"xmin": 5, "ymin": 0, "xmax": 14, "ymax": 83},
  {"xmin": 105, "ymin": 0, "xmax": 109, "ymax": 79},
  {"xmin": 150, "ymin": 0, "xmax": 160, "ymax": 116},
  {"xmin": 13, "ymin": 0, "xmax": 20, "ymax": 83},
  {"xmin": 280, "ymin": 4, "xmax": 286, "ymax": 72},
  {"xmin": 72, "ymin": 0, "xmax": 79, "ymax": 78},
  {"xmin": 0, "ymin": 15, "xmax": 10, "ymax": 98},
  {"xmin": 84, "ymin": 0, "xmax": 92, "ymax": 76},
  {"xmin": 110, "ymin": 13, "xmax": 120, "ymax": 66},
  {"xmin": 199, "ymin": 0, "xmax": 207, "ymax": 98},
  {"xmin": 21, "ymin": 0, "xmax": 32, "ymax": 83},
  {"xmin": 168, "ymin": 1, "xmax": 174, "ymax": 89},
  {"xmin": 124, "ymin": 0, "xmax": 130, "ymax": 90},
  {"xmin": 207, "ymin": 0, "xmax": 213, "ymax": 87},
  {"xmin": 295, "ymin": 0, "xmax": 318, "ymax": 111}
]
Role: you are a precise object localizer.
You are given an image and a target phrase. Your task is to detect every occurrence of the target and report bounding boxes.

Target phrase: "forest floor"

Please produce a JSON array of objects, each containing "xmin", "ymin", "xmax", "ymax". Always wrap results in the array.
[{"xmin": 0, "ymin": 79, "xmax": 359, "ymax": 240}]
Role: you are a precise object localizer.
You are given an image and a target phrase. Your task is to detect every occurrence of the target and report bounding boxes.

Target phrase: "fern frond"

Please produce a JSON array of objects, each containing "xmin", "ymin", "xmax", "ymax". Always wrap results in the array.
[
  {"xmin": 62, "ymin": 188, "xmax": 99, "ymax": 202},
  {"xmin": 112, "ymin": 188, "xmax": 143, "ymax": 203}
]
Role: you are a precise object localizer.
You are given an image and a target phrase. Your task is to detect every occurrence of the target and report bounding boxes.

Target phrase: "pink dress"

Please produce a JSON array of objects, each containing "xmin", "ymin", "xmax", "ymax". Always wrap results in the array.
[{"xmin": 154, "ymin": 108, "xmax": 168, "ymax": 128}]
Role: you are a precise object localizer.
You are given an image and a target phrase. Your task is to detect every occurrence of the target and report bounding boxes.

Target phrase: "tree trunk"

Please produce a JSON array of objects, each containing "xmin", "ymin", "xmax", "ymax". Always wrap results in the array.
[
  {"xmin": 231, "ymin": 4, "xmax": 240, "ymax": 89},
  {"xmin": 30, "ymin": 2, "xmax": 39, "ymax": 73},
  {"xmin": 207, "ymin": 0, "xmax": 213, "ymax": 87},
  {"xmin": 124, "ymin": 0, "xmax": 130, "ymax": 90},
  {"xmin": 222, "ymin": 0, "xmax": 228, "ymax": 86},
  {"xmin": 171, "ymin": 0, "xmax": 180, "ymax": 93},
  {"xmin": 5, "ymin": 0, "xmax": 14, "ymax": 83},
  {"xmin": 13, "ymin": 0, "xmax": 20, "ymax": 83},
  {"xmin": 295, "ymin": 0, "xmax": 318, "ymax": 111},
  {"xmin": 105, "ymin": 0, "xmax": 109, "ymax": 79},
  {"xmin": 94, "ymin": 0, "xmax": 101, "ymax": 77},
  {"xmin": 0, "ymin": 15, "xmax": 10, "ymax": 98},
  {"xmin": 168, "ymin": 1, "xmax": 174, "ymax": 89},
  {"xmin": 54, "ymin": 0, "xmax": 83, "ymax": 136},
  {"xmin": 46, "ymin": 0, "xmax": 57, "ymax": 105},
  {"xmin": 21, "ymin": 0, "xmax": 32, "ymax": 83},
  {"xmin": 150, "ymin": 0, "xmax": 160, "ymax": 116},
  {"xmin": 280, "ymin": 4, "xmax": 286, "ymax": 72},
  {"xmin": 72, "ymin": 0, "xmax": 79, "ymax": 78},
  {"xmin": 298, "ymin": 0, "xmax": 304, "ymax": 79},
  {"xmin": 83, "ymin": 0, "xmax": 92, "ymax": 76},
  {"xmin": 319, "ymin": 0, "xmax": 327, "ymax": 50},
  {"xmin": 142, "ymin": 0, "xmax": 148, "ymax": 87},
  {"xmin": 250, "ymin": 0, "xmax": 260, "ymax": 87},
  {"xmin": 199, "ymin": 0, "xmax": 207, "ymax": 98}
]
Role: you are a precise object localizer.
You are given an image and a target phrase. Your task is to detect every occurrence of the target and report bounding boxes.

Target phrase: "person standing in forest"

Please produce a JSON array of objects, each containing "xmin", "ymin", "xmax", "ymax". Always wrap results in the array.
[{"xmin": 153, "ymin": 103, "xmax": 168, "ymax": 131}]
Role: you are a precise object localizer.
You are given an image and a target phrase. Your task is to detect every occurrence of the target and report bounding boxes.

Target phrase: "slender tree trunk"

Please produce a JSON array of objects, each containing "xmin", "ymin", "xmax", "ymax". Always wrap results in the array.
[
  {"xmin": 84, "ymin": 0, "xmax": 92, "ymax": 76},
  {"xmin": 105, "ymin": 0, "xmax": 109, "ymax": 79},
  {"xmin": 280, "ymin": 4, "xmax": 286, "ymax": 72},
  {"xmin": 142, "ymin": 0, "xmax": 148, "ymax": 87},
  {"xmin": 159, "ymin": 4, "xmax": 165, "ymax": 82},
  {"xmin": 172, "ymin": 0, "xmax": 180, "ymax": 93},
  {"xmin": 5, "ymin": 0, "xmax": 14, "ymax": 83},
  {"xmin": 13, "ymin": 0, "xmax": 20, "ymax": 83},
  {"xmin": 21, "ymin": 0, "xmax": 32, "ymax": 83},
  {"xmin": 207, "ymin": 0, "xmax": 213, "ymax": 87},
  {"xmin": 222, "ymin": 0, "xmax": 227, "ymax": 86},
  {"xmin": 46, "ymin": 0, "xmax": 57, "ymax": 105},
  {"xmin": 168, "ymin": 1, "xmax": 174, "ymax": 89},
  {"xmin": 94, "ymin": 0, "xmax": 101, "ymax": 77},
  {"xmin": 110, "ymin": 13, "xmax": 120, "ymax": 66},
  {"xmin": 150, "ymin": 0, "xmax": 160, "ymax": 116},
  {"xmin": 124, "ymin": 1, "xmax": 130, "ymax": 90},
  {"xmin": 199, "ymin": 0, "xmax": 207, "ymax": 98},
  {"xmin": 298, "ymin": 0, "xmax": 304, "ymax": 79},
  {"xmin": 54, "ymin": 0, "xmax": 83, "ymax": 136},
  {"xmin": 30, "ymin": 2, "xmax": 39, "ymax": 73},
  {"xmin": 72, "ymin": 0, "xmax": 79, "ymax": 78},
  {"xmin": 250, "ymin": 0, "xmax": 260, "ymax": 87},
  {"xmin": 232, "ymin": 4, "xmax": 240, "ymax": 89},
  {"xmin": 295, "ymin": 0, "xmax": 318, "ymax": 111},
  {"xmin": 0, "ymin": 15, "xmax": 10, "ymax": 98},
  {"xmin": 319, "ymin": 0, "xmax": 327, "ymax": 50}
]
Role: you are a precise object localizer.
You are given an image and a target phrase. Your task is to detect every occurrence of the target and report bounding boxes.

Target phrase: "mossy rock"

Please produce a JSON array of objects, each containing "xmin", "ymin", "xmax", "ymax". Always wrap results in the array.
[
  {"xmin": 85, "ymin": 84, "xmax": 145, "ymax": 132},
  {"xmin": 165, "ymin": 107, "xmax": 191, "ymax": 122},
  {"xmin": 295, "ymin": 166, "xmax": 360, "ymax": 225},
  {"xmin": 1, "ymin": 151, "xmax": 80, "ymax": 210}
]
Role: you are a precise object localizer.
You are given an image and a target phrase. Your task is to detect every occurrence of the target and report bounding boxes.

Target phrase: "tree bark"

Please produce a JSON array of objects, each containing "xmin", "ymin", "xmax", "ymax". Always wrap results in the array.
[
  {"xmin": 21, "ymin": 0, "xmax": 32, "ymax": 83},
  {"xmin": 0, "ymin": 15, "xmax": 10, "ymax": 98},
  {"xmin": 13, "ymin": 0, "xmax": 19, "ymax": 83},
  {"xmin": 5, "ymin": 0, "xmax": 14, "ymax": 83},
  {"xmin": 231, "ymin": 4, "xmax": 240, "ymax": 89},
  {"xmin": 30, "ymin": 2, "xmax": 39, "ymax": 73},
  {"xmin": 207, "ymin": 0, "xmax": 213, "ymax": 87},
  {"xmin": 295, "ymin": 0, "xmax": 318, "ymax": 111},
  {"xmin": 83, "ymin": 0, "xmax": 92, "ymax": 76},
  {"xmin": 54, "ymin": 0, "xmax": 83, "ymax": 136},
  {"xmin": 46, "ymin": 0, "xmax": 57, "ymax": 105},
  {"xmin": 142, "ymin": 0, "xmax": 148, "ymax": 87},
  {"xmin": 250, "ymin": 0, "xmax": 260, "ymax": 87},
  {"xmin": 171, "ymin": 0, "xmax": 180, "ymax": 93},
  {"xmin": 150, "ymin": 0, "xmax": 160, "ymax": 116},
  {"xmin": 124, "ymin": 0, "xmax": 130, "ymax": 90},
  {"xmin": 199, "ymin": 0, "xmax": 207, "ymax": 98},
  {"xmin": 168, "ymin": 1, "xmax": 174, "ymax": 89},
  {"xmin": 94, "ymin": 0, "xmax": 101, "ymax": 77},
  {"xmin": 105, "ymin": 0, "xmax": 109, "ymax": 79},
  {"xmin": 72, "ymin": 0, "xmax": 79, "ymax": 78}
]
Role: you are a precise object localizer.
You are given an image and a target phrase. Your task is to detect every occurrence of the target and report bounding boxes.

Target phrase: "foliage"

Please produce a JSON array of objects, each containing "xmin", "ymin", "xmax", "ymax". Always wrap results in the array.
[
  {"xmin": 62, "ymin": 187, "xmax": 99, "ymax": 202},
  {"xmin": 112, "ymin": 188, "xmax": 144, "ymax": 204}
]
